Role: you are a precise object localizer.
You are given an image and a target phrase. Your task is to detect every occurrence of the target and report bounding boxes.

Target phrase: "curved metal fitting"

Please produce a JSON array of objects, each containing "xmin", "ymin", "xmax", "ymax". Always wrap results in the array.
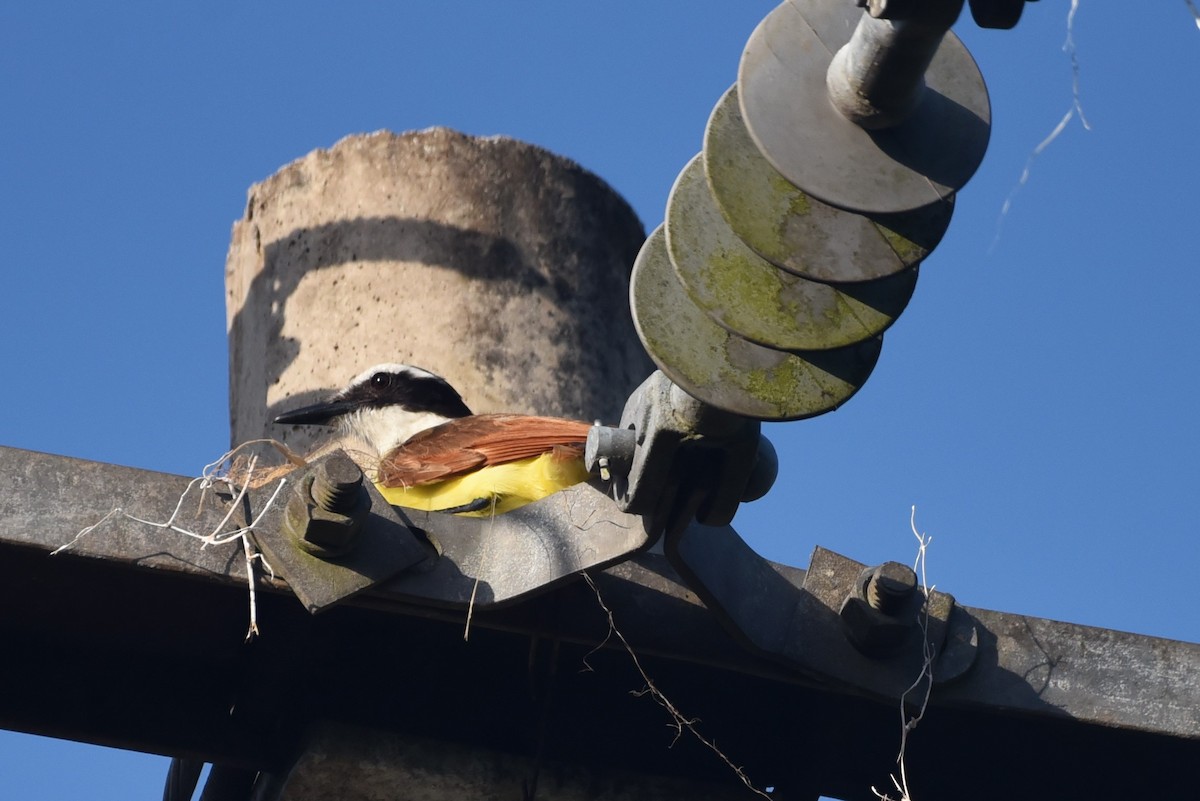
[
  {"xmin": 968, "ymin": 0, "xmax": 1028, "ymax": 29},
  {"xmin": 740, "ymin": 435, "xmax": 778, "ymax": 503},
  {"xmin": 600, "ymin": 371, "xmax": 772, "ymax": 535},
  {"xmin": 861, "ymin": 0, "xmax": 948, "ymax": 22}
]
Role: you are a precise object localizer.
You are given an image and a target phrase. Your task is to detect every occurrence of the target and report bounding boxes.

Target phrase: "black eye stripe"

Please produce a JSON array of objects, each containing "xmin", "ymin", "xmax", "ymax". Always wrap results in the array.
[{"xmin": 337, "ymin": 370, "xmax": 473, "ymax": 419}]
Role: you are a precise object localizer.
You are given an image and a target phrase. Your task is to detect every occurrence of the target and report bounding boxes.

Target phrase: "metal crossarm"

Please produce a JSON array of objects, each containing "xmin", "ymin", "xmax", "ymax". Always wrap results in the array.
[{"xmin": 1, "ymin": 444, "xmax": 1198, "ymax": 798}]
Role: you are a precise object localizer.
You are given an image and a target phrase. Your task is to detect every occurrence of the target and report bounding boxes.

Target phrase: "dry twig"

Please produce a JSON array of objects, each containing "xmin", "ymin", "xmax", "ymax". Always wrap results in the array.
[
  {"xmin": 52, "ymin": 440, "xmax": 299, "ymax": 641},
  {"xmin": 1186, "ymin": 0, "xmax": 1200, "ymax": 30},
  {"xmin": 582, "ymin": 572, "xmax": 772, "ymax": 800},
  {"xmin": 991, "ymin": 0, "xmax": 1090, "ymax": 253},
  {"xmin": 871, "ymin": 506, "xmax": 936, "ymax": 801}
]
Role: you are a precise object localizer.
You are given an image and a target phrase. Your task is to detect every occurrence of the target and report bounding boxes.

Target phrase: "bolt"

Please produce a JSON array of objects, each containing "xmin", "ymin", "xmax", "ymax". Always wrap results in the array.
[
  {"xmin": 310, "ymin": 452, "xmax": 365, "ymax": 513},
  {"xmin": 839, "ymin": 562, "xmax": 919, "ymax": 658},
  {"xmin": 865, "ymin": 562, "xmax": 917, "ymax": 615},
  {"xmin": 585, "ymin": 425, "xmax": 638, "ymax": 480},
  {"xmin": 282, "ymin": 453, "xmax": 371, "ymax": 558}
]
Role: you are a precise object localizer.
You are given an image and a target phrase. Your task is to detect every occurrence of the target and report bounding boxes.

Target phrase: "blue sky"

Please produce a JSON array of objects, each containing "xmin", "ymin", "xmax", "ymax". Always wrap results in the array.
[{"xmin": 2, "ymin": 2, "xmax": 1197, "ymax": 798}]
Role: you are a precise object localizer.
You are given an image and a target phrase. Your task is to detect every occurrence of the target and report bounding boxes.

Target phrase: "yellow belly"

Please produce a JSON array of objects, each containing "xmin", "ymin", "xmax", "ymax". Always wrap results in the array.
[{"xmin": 375, "ymin": 453, "xmax": 591, "ymax": 517}]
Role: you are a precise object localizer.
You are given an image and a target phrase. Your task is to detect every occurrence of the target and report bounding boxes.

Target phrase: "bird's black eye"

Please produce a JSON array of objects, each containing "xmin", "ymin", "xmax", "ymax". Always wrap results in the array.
[{"xmin": 371, "ymin": 373, "xmax": 392, "ymax": 389}]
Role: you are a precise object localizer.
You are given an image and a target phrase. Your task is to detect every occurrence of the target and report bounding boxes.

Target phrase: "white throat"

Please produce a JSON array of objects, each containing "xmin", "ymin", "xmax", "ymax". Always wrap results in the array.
[{"xmin": 338, "ymin": 405, "xmax": 454, "ymax": 455}]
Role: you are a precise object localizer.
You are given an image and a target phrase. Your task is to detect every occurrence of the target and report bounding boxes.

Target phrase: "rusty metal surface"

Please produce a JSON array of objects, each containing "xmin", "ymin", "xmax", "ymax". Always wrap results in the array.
[
  {"xmin": 938, "ymin": 605, "xmax": 1200, "ymax": 735},
  {"xmin": 666, "ymin": 154, "xmax": 917, "ymax": 350},
  {"xmin": 703, "ymin": 84, "xmax": 951, "ymax": 283},
  {"xmin": 738, "ymin": 0, "xmax": 990, "ymax": 213},
  {"xmin": 630, "ymin": 226, "xmax": 882, "ymax": 421}
]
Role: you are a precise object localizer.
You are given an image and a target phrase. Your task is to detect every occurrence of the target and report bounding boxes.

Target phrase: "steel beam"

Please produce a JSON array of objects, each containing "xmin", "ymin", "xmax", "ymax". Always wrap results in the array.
[{"xmin": 1, "ymin": 445, "xmax": 1197, "ymax": 799}]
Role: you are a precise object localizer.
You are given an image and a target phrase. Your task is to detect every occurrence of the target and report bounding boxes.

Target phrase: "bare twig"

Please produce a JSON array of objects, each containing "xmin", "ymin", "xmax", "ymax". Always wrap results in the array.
[
  {"xmin": 991, "ymin": 0, "xmax": 1090, "ymax": 253},
  {"xmin": 872, "ymin": 506, "xmax": 936, "ymax": 801},
  {"xmin": 53, "ymin": 440, "xmax": 294, "ymax": 640},
  {"xmin": 1186, "ymin": 0, "xmax": 1200, "ymax": 30},
  {"xmin": 464, "ymin": 498, "xmax": 499, "ymax": 642},
  {"xmin": 582, "ymin": 572, "xmax": 772, "ymax": 800}
]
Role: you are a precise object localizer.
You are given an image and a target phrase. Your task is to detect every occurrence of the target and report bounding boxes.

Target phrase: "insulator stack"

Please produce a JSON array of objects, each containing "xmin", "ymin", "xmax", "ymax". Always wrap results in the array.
[{"xmin": 631, "ymin": 0, "xmax": 994, "ymax": 420}]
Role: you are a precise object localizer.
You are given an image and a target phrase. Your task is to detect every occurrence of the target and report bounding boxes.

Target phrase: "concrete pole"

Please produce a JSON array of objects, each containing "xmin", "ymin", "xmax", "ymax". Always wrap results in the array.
[
  {"xmin": 225, "ymin": 128, "xmax": 653, "ymax": 453},
  {"xmin": 278, "ymin": 723, "xmax": 757, "ymax": 801},
  {"xmin": 221, "ymin": 128, "xmax": 683, "ymax": 800}
]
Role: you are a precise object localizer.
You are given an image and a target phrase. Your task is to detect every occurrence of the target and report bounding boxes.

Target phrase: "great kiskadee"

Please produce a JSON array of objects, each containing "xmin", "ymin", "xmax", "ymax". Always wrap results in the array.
[{"xmin": 273, "ymin": 364, "xmax": 594, "ymax": 516}]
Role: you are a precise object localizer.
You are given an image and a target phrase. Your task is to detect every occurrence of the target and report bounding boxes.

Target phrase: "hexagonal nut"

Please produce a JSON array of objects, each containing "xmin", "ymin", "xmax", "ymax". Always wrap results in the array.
[
  {"xmin": 283, "ymin": 477, "xmax": 368, "ymax": 558},
  {"xmin": 839, "ymin": 596, "xmax": 913, "ymax": 658}
]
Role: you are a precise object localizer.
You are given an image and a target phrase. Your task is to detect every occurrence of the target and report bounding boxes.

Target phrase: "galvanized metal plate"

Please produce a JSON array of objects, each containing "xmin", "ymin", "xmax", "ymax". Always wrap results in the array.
[
  {"xmin": 738, "ymin": 0, "xmax": 990, "ymax": 213},
  {"xmin": 666, "ymin": 153, "xmax": 915, "ymax": 351},
  {"xmin": 703, "ymin": 84, "xmax": 952, "ymax": 283},
  {"xmin": 379, "ymin": 481, "xmax": 652, "ymax": 608},
  {"xmin": 631, "ymin": 225, "xmax": 881, "ymax": 421}
]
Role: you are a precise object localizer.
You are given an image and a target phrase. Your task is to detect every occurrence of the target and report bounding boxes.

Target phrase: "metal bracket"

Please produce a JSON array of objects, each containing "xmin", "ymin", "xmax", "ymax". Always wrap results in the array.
[
  {"xmin": 374, "ymin": 480, "xmax": 654, "ymax": 608},
  {"xmin": 663, "ymin": 519, "xmax": 978, "ymax": 700},
  {"xmin": 586, "ymin": 371, "xmax": 774, "ymax": 536},
  {"xmin": 248, "ymin": 450, "xmax": 431, "ymax": 613},
  {"xmin": 249, "ymin": 451, "xmax": 655, "ymax": 613}
]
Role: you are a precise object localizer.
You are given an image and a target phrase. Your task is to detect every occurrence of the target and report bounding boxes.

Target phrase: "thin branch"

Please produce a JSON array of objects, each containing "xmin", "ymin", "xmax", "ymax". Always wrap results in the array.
[
  {"xmin": 1186, "ymin": 0, "xmax": 1200, "ymax": 31},
  {"xmin": 582, "ymin": 572, "xmax": 772, "ymax": 800},
  {"xmin": 54, "ymin": 441, "xmax": 292, "ymax": 640},
  {"xmin": 464, "ymin": 499, "xmax": 499, "ymax": 642},
  {"xmin": 872, "ymin": 506, "xmax": 936, "ymax": 801},
  {"xmin": 991, "ymin": 0, "xmax": 1089, "ymax": 253}
]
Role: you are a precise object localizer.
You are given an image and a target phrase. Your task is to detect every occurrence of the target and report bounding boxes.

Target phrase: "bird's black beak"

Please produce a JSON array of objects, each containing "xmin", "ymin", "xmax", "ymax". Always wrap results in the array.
[{"xmin": 273, "ymin": 400, "xmax": 357, "ymax": 427}]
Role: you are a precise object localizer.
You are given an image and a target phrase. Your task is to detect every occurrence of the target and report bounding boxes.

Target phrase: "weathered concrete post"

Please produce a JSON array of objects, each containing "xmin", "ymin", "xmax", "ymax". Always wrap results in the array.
[
  {"xmin": 222, "ymin": 128, "xmax": 677, "ymax": 799},
  {"xmin": 225, "ymin": 128, "xmax": 653, "ymax": 454}
]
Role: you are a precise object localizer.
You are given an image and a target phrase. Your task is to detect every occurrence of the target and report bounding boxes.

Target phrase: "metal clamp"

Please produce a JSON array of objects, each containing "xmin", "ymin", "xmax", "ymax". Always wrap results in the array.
[
  {"xmin": 663, "ymin": 519, "xmax": 978, "ymax": 700},
  {"xmin": 585, "ymin": 371, "xmax": 777, "ymax": 536}
]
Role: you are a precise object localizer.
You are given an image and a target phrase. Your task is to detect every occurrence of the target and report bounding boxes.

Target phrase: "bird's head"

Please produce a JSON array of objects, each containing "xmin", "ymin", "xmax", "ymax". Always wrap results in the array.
[{"xmin": 274, "ymin": 363, "xmax": 472, "ymax": 455}]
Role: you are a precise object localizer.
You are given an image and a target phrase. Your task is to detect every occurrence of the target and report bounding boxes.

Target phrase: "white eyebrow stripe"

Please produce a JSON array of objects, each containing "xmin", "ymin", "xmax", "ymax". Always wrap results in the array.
[{"xmin": 343, "ymin": 363, "xmax": 441, "ymax": 391}]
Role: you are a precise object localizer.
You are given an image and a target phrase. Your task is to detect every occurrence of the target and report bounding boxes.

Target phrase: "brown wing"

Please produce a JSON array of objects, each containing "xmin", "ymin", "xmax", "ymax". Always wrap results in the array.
[{"xmin": 377, "ymin": 414, "xmax": 592, "ymax": 487}]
